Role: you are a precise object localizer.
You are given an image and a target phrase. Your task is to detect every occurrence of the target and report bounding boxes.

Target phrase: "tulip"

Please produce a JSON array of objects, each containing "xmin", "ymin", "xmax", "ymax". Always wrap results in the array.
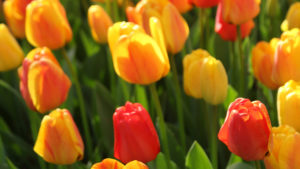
[
  {"xmin": 34, "ymin": 109, "xmax": 84, "ymax": 164},
  {"xmin": 126, "ymin": 0, "xmax": 189, "ymax": 54},
  {"xmin": 123, "ymin": 161, "xmax": 149, "ymax": 169},
  {"xmin": 215, "ymin": 3, "xmax": 255, "ymax": 41},
  {"xmin": 113, "ymin": 102, "xmax": 160, "ymax": 163},
  {"xmin": 252, "ymin": 38, "xmax": 279, "ymax": 89},
  {"xmin": 264, "ymin": 125, "xmax": 300, "ymax": 169},
  {"xmin": 169, "ymin": 0, "xmax": 192, "ymax": 13},
  {"xmin": 18, "ymin": 47, "xmax": 71, "ymax": 113},
  {"xmin": 25, "ymin": 0, "xmax": 72, "ymax": 49},
  {"xmin": 108, "ymin": 21, "xmax": 170, "ymax": 84},
  {"xmin": 91, "ymin": 158, "xmax": 124, "ymax": 169},
  {"xmin": 188, "ymin": 0, "xmax": 220, "ymax": 8},
  {"xmin": 3, "ymin": 0, "xmax": 32, "ymax": 38},
  {"xmin": 277, "ymin": 80, "xmax": 300, "ymax": 132},
  {"xmin": 199, "ymin": 56, "xmax": 228, "ymax": 105},
  {"xmin": 281, "ymin": 2, "xmax": 300, "ymax": 31},
  {"xmin": 221, "ymin": 0, "xmax": 261, "ymax": 25},
  {"xmin": 272, "ymin": 29, "xmax": 300, "ymax": 86},
  {"xmin": 218, "ymin": 98, "xmax": 272, "ymax": 161},
  {"xmin": 88, "ymin": 5, "xmax": 113, "ymax": 43},
  {"xmin": 0, "ymin": 24, "xmax": 24, "ymax": 71}
]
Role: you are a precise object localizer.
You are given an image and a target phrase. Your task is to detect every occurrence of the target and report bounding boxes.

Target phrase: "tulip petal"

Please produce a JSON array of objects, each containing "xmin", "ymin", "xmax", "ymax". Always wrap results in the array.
[
  {"xmin": 124, "ymin": 160, "xmax": 149, "ymax": 169},
  {"xmin": 91, "ymin": 158, "xmax": 124, "ymax": 169}
]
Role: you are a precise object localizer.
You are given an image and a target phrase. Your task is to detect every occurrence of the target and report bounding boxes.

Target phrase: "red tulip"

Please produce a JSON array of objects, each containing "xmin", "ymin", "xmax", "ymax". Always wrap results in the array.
[
  {"xmin": 113, "ymin": 102, "xmax": 160, "ymax": 163},
  {"xmin": 188, "ymin": 0, "xmax": 220, "ymax": 8},
  {"xmin": 218, "ymin": 98, "xmax": 271, "ymax": 161}
]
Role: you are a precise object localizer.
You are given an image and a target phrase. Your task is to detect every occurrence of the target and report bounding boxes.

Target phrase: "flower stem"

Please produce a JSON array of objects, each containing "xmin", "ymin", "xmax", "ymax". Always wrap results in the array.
[
  {"xmin": 237, "ymin": 25, "xmax": 246, "ymax": 97},
  {"xmin": 170, "ymin": 54, "xmax": 186, "ymax": 153},
  {"xmin": 199, "ymin": 8, "xmax": 206, "ymax": 48},
  {"xmin": 149, "ymin": 83, "xmax": 171, "ymax": 168},
  {"xmin": 210, "ymin": 105, "xmax": 218, "ymax": 169},
  {"xmin": 255, "ymin": 160, "xmax": 262, "ymax": 169},
  {"xmin": 61, "ymin": 48, "xmax": 92, "ymax": 158}
]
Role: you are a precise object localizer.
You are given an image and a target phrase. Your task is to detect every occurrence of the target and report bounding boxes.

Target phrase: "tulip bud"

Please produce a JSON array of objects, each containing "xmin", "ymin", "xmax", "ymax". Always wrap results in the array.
[
  {"xmin": 200, "ymin": 57, "xmax": 228, "ymax": 105},
  {"xmin": 272, "ymin": 29, "xmax": 300, "ymax": 86},
  {"xmin": 108, "ymin": 22, "xmax": 170, "ymax": 84},
  {"xmin": 252, "ymin": 38, "xmax": 279, "ymax": 89},
  {"xmin": 218, "ymin": 98, "xmax": 272, "ymax": 161},
  {"xmin": 281, "ymin": 2, "xmax": 300, "ymax": 31},
  {"xmin": 91, "ymin": 158, "xmax": 124, "ymax": 169},
  {"xmin": 188, "ymin": 0, "xmax": 220, "ymax": 8},
  {"xmin": 123, "ymin": 161, "xmax": 149, "ymax": 169},
  {"xmin": 277, "ymin": 80, "xmax": 300, "ymax": 132},
  {"xmin": 18, "ymin": 47, "xmax": 71, "ymax": 113},
  {"xmin": 88, "ymin": 5, "xmax": 113, "ymax": 44},
  {"xmin": 34, "ymin": 109, "xmax": 84, "ymax": 164},
  {"xmin": 264, "ymin": 125, "xmax": 300, "ymax": 169},
  {"xmin": 215, "ymin": 3, "xmax": 255, "ymax": 41},
  {"xmin": 221, "ymin": 0, "xmax": 261, "ymax": 25},
  {"xmin": 3, "ymin": 0, "xmax": 32, "ymax": 38},
  {"xmin": 25, "ymin": 0, "xmax": 72, "ymax": 49},
  {"xmin": 169, "ymin": 0, "xmax": 192, "ymax": 13},
  {"xmin": 113, "ymin": 102, "xmax": 160, "ymax": 163},
  {"xmin": 0, "ymin": 24, "xmax": 24, "ymax": 71}
]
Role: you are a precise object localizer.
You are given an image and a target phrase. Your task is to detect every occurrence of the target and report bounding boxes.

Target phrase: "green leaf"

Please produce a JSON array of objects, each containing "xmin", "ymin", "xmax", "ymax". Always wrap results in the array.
[
  {"xmin": 6, "ymin": 158, "xmax": 19, "ymax": 169},
  {"xmin": 185, "ymin": 141, "xmax": 213, "ymax": 169},
  {"xmin": 223, "ymin": 85, "xmax": 238, "ymax": 110},
  {"xmin": 155, "ymin": 153, "xmax": 177, "ymax": 169},
  {"xmin": 226, "ymin": 153, "xmax": 243, "ymax": 166},
  {"xmin": 226, "ymin": 162, "xmax": 254, "ymax": 169}
]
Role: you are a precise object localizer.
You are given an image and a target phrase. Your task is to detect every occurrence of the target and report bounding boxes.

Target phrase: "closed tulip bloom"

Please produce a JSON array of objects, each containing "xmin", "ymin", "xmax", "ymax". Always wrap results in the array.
[
  {"xmin": 34, "ymin": 109, "xmax": 84, "ymax": 164},
  {"xmin": 272, "ymin": 29, "xmax": 300, "ymax": 86},
  {"xmin": 221, "ymin": 0, "xmax": 261, "ymax": 25},
  {"xmin": 264, "ymin": 125, "xmax": 300, "ymax": 169},
  {"xmin": 88, "ymin": 5, "xmax": 113, "ymax": 43},
  {"xmin": 0, "ymin": 24, "xmax": 24, "ymax": 71},
  {"xmin": 200, "ymin": 57, "xmax": 228, "ymax": 105},
  {"xmin": 218, "ymin": 98, "xmax": 271, "ymax": 161},
  {"xmin": 113, "ymin": 102, "xmax": 160, "ymax": 163},
  {"xmin": 25, "ymin": 0, "xmax": 72, "ymax": 49},
  {"xmin": 277, "ymin": 80, "xmax": 300, "ymax": 132},
  {"xmin": 215, "ymin": 3, "xmax": 255, "ymax": 41},
  {"xmin": 18, "ymin": 47, "xmax": 71, "ymax": 113},
  {"xmin": 91, "ymin": 158, "xmax": 124, "ymax": 169},
  {"xmin": 169, "ymin": 0, "xmax": 192, "ymax": 13},
  {"xmin": 108, "ymin": 21, "xmax": 169, "ymax": 84},
  {"xmin": 252, "ymin": 38, "xmax": 280, "ymax": 89},
  {"xmin": 3, "ymin": 0, "xmax": 32, "ymax": 38},
  {"xmin": 188, "ymin": 0, "xmax": 220, "ymax": 8},
  {"xmin": 281, "ymin": 2, "xmax": 300, "ymax": 31}
]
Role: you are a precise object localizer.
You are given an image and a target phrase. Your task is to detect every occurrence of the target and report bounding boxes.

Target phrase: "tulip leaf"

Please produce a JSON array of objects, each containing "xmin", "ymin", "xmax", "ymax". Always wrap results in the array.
[
  {"xmin": 155, "ymin": 153, "xmax": 178, "ymax": 169},
  {"xmin": 226, "ymin": 153, "xmax": 243, "ymax": 166},
  {"xmin": 226, "ymin": 162, "xmax": 254, "ymax": 169},
  {"xmin": 223, "ymin": 85, "xmax": 238, "ymax": 110},
  {"xmin": 185, "ymin": 141, "xmax": 213, "ymax": 169}
]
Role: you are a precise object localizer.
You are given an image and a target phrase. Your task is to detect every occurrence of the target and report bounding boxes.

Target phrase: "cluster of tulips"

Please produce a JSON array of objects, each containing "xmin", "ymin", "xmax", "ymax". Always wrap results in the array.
[{"xmin": 1, "ymin": 0, "xmax": 300, "ymax": 168}]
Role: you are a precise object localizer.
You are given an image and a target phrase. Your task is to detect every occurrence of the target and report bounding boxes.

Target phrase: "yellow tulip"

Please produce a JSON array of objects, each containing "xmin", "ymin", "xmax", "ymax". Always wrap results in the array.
[
  {"xmin": 277, "ymin": 80, "xmax": 300, "ymax": 132},
  {"xmin": 264, "ymin": 125, "xmax": 300, "ymax": 169},
  {"xmin": 88, "ymin": 5, "xmax": 113, "ymax": 43},
  {"xmin": 25, "ymin": 0, "xmax": 72, "ymax": 49},
  {"xmin": 34, "ymin": 109, "xmax": 84, "ymax": 164},
  {"xmin": 123, "ymin": 161, "xmax": 149, "ymax": 169},
  {"xmin": 281, "ymin": 2, "xmax": 300, "ymax": 31},
  {"xmin": 0, "ymin": 24, "xmax": 24, "ymax": 71},
  {"xmin": 108, "ymin": 21, "xmax": 170, "ymax": 84}
]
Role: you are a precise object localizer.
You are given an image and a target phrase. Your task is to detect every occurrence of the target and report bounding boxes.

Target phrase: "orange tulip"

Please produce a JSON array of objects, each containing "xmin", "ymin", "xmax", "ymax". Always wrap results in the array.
[
  {"xmin": 3, "ymin": 0, "xmax": 32, "ymax": 38},
  {"xmin": 0, "ymin": 24, "xmax": 24, "ymax": 71},
  {"xmin": 281, "ymin": 2, "xmax": 300, "ymax": 31},
  {"xmin": 25, "ymin": 0, "xmax": 72, "ymax": 49},
  {"xmin": 123, "ymin": 161, "xmax": 149, "ymax": 169},
  {"xmin": 221, "ymin": 0, "xmax": 261, "ymax": 25},
  {"xmin": 218, "ymin": 98, "xmax": 271, "ymax": 161},
  {"xmin": 88, "ymin": 5, "xmax": 113, "ymax": 43},
  {"xmin": 264, "ymin": 125, "xmax": 300, "ymax": 169},
  {"xmin": 252, "ymin": 38, "xmax": 280, "ymax": 89},
  {"xmin": 272, "ymin": 29, "xmax": 300, "ymax": 86},
  {"xmin": 108, "ymin": 21, "xmax": 170, "ymax": 84},
  {"xmin": 91, "ymin": 159, "xmax": 149, "ymax": 169},
  {"xmin": 168, "ymin": 0, "xmax": 192, "ymax": 13},
  {"xmin": 18, "ymin": 47, "xmax": 71, "ymax": 113},
  {"xmin": 34, "ymin": 109, "xmax": 84, "ymax": 164},
  {"xmin": 215, "ymin": 3, "xmax": 255, "ymax": 41},
  {"xmin": 188, "ymin": 0, "xmax": 220, "ymax": 8},
  {"xmin": 126, "ymin": 0, "xmax": 189, "ymax": 54}
]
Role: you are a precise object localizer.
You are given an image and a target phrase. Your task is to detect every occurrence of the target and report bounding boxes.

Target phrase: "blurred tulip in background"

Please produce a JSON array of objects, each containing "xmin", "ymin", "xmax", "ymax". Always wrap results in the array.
[
  {"xmin": 169, "ymin": 0, "xmax": 192, "ymax": 13},
  {"xmin": 218, "ymin": 98, "xmax": 271, "ymax": 161},
  {"xmin": 18, "ymin": 47, "xmax": 71, "ymax": 113},
  {"xmin": 113, "ymin": 102, "xmax": 160, "ymax": 163},
  {"xmin": 25, "ymin": 0, "xmax": 72, "ymax": 49},
  {"xmin": 0, "ymin": 24, "xmax": 24, "ymax": 71},
  {"xmin": 281, "ymin": 2, "xmax": 300, "ymax": 31},
  {"xmin": 188, "ymin": 0, "xmax": 220, "ymax": 8},
  {"xmin": 34, "ymin": 109, "xmax": 84, "ymax": 164}
]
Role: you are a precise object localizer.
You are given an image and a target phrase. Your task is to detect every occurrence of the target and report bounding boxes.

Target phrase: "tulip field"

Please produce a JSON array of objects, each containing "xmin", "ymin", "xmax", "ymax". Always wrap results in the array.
[{"xmin": 1, "ymin": 0, "xmax": 300, "ymax": 168}]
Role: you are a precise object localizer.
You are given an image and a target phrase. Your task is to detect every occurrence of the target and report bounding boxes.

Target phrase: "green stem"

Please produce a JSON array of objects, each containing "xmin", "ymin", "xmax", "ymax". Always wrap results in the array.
[
  {"xmin": 255, "ymin": 160, "xmax": 262, "ymax": 169},
  {"xmin": 106, "ymin": 0, "xmax": 113, "ymax": 20},
  {"xmin": 61, "ymin": 48, "xmax": 92, "ymax": 158},
  {"xmin": 237, "ymin": 26, "xmax": 245, "ymax": 97},
  {"xmin": 105, "ymin": 46, "xmax": 116, "ymax": 98},
  {"xmin": 149, "ymin": 84, "xmax": 171, "ymax": 169},
  {"xmin": 170, "ymin": 54, "xmax": 186, "ymax": 153},
  {"xmin": 80, "ymin": 0, "xmax": 88, "ymax": 15},
  {"xmin": 210, "ymin": 105, "xmax": 218, "ymax": 169},
  {"xmin": 199, "ymin": 8, "xmax": 206, "ymax": 48}
]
